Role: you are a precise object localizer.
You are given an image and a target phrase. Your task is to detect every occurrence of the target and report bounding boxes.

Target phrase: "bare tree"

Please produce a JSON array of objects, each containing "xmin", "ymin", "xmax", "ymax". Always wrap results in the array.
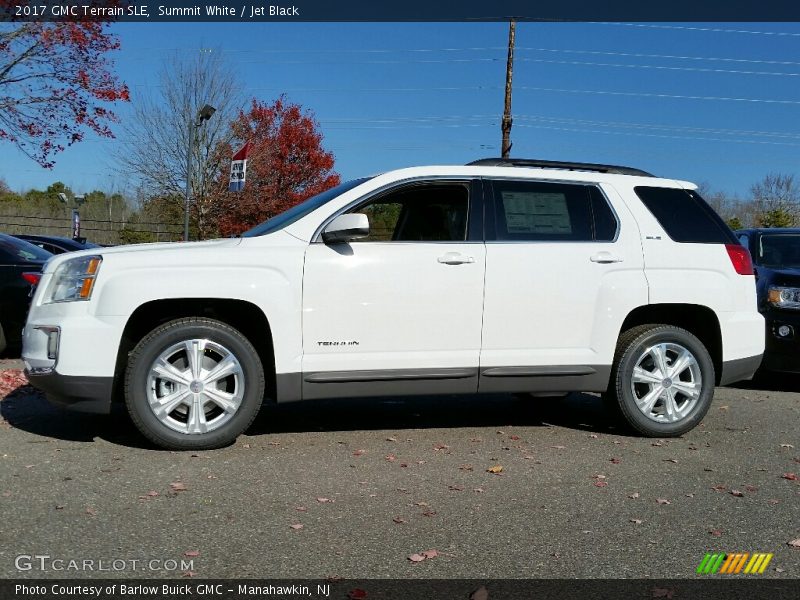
[
  {"xmin": 117, "ymin": 49, "xmax": 242, "ymax": 239},
  {"xmin": 750, "ymin": 173, "xmax": 799, "ymax": 227}
]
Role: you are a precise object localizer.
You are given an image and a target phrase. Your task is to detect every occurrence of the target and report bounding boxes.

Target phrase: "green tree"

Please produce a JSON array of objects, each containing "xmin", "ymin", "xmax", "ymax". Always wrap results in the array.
[
  {"xmin": 726, "ymin": 216, "xmax": 744, "ymax": 230},
  {"xmin": 758, "ymin": 208, "xmax": 796, "ymax": 228}
]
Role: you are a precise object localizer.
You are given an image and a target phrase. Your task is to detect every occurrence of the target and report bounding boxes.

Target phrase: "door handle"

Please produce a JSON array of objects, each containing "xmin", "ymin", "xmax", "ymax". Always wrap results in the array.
[
  {"xmin": 590, "ymin": 252, "xmax": 623, "ymax": 264},
  {"xmin": 438, "ymin": 252, "xmax": 475, "ymax": 265}
]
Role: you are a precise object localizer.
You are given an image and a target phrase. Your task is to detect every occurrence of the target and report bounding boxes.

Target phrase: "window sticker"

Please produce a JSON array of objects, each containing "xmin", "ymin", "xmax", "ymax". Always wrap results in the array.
[{"xmin": 502, "ymin": 191, "xmax": 572, "ymax": 234}]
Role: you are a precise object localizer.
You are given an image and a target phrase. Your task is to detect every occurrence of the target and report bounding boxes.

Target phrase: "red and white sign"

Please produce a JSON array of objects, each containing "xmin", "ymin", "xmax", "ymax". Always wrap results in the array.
[{"xmin": 229, "ymin": 142, "xmax": 251, "ymax": 192}]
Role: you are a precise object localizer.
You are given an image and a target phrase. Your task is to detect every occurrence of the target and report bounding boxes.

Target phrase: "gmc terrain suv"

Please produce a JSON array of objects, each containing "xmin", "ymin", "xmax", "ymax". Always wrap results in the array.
[{"xmin": 22, "ymin": 158, "xmax": 764, "ymax": 450}]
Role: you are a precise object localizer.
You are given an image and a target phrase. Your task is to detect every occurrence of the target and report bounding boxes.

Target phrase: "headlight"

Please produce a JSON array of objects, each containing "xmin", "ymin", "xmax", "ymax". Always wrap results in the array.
[
  {"xmin": 43, "ymin": 255, "xmax": 102, "ymax": 303},
  {"xmin": 768, "ymin": 286, "xmax": 800, "ymax": 310}
]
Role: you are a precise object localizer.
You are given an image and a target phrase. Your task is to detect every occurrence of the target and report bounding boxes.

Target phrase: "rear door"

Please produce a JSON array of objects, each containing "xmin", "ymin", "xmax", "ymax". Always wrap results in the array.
[{"xmin": 479, "ymin": 178, "xmax": 647, "ymax": 392}]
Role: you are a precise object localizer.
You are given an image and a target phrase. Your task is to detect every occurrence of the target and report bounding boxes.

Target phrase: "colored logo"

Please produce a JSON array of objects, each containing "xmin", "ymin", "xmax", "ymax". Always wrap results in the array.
[{"xmin": 697, "ymin": 552, "xmax": 773, "ymax": 575}]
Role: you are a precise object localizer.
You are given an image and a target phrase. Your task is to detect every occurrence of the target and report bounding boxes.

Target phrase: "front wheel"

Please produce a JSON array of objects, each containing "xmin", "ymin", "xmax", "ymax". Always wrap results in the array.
[
  {"xmin": 606, "ymin": 324, "xmax": 715, "ymax": 437},
  {"xmin": 125, "ymin": 318, "xmax": 265, "ymax": 450}
]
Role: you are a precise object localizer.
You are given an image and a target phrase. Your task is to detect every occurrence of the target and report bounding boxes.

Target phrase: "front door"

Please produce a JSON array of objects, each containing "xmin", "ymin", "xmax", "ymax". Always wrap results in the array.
[{"xmin": 302, "ymin": 180, "xmax": 486, "ymax": 399}]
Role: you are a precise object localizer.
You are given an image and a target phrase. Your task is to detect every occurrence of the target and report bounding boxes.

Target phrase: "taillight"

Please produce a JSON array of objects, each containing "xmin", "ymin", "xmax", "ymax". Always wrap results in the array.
[
  {"xmin": 725, "ymin": 244, "xmax": 754, "ymax": 276},
  {"xmin": 22, "ymin": 272, "xmax": 42, "ymax": 286}
]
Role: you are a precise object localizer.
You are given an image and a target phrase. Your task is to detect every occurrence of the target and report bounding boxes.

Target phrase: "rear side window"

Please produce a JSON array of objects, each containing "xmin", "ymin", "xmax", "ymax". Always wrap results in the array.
[
  {"xmin": 634, "ymin": 187, "xmax": 737, "ymax": 244},
  {"xmin": 490, "ymin": 180, "xmax": 617, "ymax": 242}
]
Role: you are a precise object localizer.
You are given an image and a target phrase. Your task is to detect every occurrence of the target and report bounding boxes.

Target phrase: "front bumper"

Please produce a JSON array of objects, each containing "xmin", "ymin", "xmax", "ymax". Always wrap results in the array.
[
  {"xmin": 760, "ymin": 308, "xmax": 800, "ymax": 374},
  {"xmin": 25, "ymin": 369, "xmax": 113, "ymax": 414}
]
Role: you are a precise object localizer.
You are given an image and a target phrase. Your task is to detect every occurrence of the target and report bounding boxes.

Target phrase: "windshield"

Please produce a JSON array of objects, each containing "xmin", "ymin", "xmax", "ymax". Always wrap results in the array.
[
  {"xmin": 757, "ymin": 234, "xmax": 800, "ymax": 269},
  {"xmin": 241, "ymin": 178, "xmax": 372, "ymax": 237},
  {"xmin": 0, "ymin": 235, "xmax": 53, "ymax": 263}
]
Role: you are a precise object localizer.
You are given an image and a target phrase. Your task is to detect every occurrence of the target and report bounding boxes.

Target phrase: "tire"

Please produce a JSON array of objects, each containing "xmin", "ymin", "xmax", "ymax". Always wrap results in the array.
[
  {"xmin": 125, "ymin": 318, "xmax": 265, "ymax": 450},
  {"xmin": 606, "ymin": 324, "xmax": 715, "ymax": 437}
]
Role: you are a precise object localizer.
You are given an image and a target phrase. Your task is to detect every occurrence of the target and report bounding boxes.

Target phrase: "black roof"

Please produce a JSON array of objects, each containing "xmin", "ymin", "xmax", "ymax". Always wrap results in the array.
[{"xmin": 467, "ymin": 158, "xmax": 654, "ymax": 177}]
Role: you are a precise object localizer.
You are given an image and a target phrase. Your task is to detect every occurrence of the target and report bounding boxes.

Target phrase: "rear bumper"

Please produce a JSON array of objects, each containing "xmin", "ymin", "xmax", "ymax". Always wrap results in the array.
[{"xmin": 25, "ymin": 369, "xmax": 113, "ymax": 414}]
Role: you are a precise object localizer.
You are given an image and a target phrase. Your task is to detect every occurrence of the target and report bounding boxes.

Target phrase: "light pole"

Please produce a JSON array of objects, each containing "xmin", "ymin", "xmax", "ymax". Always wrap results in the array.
[
  {"xmin": 58, "ymin": 192, "xmax": 86, "ymax": 241},
  {"xmin": 184, "ymin": 103, "xmax": 216, "ymax": 242}
]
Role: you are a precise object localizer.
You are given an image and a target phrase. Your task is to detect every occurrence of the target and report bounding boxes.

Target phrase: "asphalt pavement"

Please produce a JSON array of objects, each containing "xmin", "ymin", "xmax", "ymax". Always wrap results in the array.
[{"xmin": 0, "ymin": 365, "xmax": 798, "ymax": 580}]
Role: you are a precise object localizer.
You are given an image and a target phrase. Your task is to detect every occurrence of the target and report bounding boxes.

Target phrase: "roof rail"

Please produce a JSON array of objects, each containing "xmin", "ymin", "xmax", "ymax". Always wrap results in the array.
[{"xmin": 467, "ymin": 158, "xmax": 654, "ymax": 177}]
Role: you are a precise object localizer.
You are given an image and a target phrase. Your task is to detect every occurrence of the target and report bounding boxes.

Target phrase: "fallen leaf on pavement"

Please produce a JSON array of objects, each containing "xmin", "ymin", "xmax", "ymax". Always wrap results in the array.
[
  {"xmin": 392, "ymin": 517, "xmax": 406, "ymax": 524},
  {"xmin": 780, "ymin": 444, "xmax": 794, "ymax": 449},
  {"xmin": 296, "ymin": 506, "xmax": 307, "ymax": 512},
  {"xmin": 782, "ymin": 473, "xmax": 798, "ymax": 481},
  {"xmin": 448, "ymin": 485, "xmax": 464, "ymax": 491},
  {"xmin": 353, "ymin": 449, "xmax": 365, "ymax": 457},
  {"xmin": 422, "ymin": 549, "xmax": 439, "ymax": 559},
  {"xmin": 510, "ymin": 435, "xmax": 520, "ymax": 441},
  {"xmin": 316, "ymin": 497, "xmax": 334, "ymax": 503},
  {"xmin": 630, "ymin": 518, "xmax": 643, "ymax": 524},
  {"xmin": 408, "ymin": 553, "xmax": 425, "ymax": 563},
  {"xmin": 594, "ymin": 481, "xmax": 608, "ymax": 488},
  {"xmin": 386, "ymin": 436, "xmax": 397, "ymax": 442},
  {"xmin": 656, "ymin": 498, "xmax": 671, "ymax": 505},
  {"xmin": 628, "ymin": 492, "xmax": 640, "ymax": 499},
  {"xmin": 183, "ymin": 550, "xmax": 200, "ymax": 557},
  {"xmin": 730, "ymin": 490, "xmax": 744, "ymax": 497},
  {"xmin": 289, "ymin": 524, "xmax": 303, "ymax": 530},
  {"xmin": 170, "ymin": 482, "xmax": 188, "ymax": 492},
  {"xmin": 433, "ymin": 443, "xmax": 449, "ymax": 451},
  {"xmin": 486, "ymin": 465, "xmax": 503, "ymax": 474},
  {"xmin": 181, "ymin": 571, "xmax": 197, "ymax": 578},
  {"xmin": 787, "ymin": 539, "xmax": 800, "ymax": 548},
  {"xmin": 469, "ymin": 585, "xmax": 489, "ymax": 600},
  {"xmin": 473, "ymin": 487, "xmax": 485, "ymax": 493}
]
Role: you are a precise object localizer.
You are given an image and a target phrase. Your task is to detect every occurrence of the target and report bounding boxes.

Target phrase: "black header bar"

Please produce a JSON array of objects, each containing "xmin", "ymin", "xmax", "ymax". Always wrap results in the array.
[{"xmin": 3, "ymin": 0, "xmax": 800, "ymax": 22}]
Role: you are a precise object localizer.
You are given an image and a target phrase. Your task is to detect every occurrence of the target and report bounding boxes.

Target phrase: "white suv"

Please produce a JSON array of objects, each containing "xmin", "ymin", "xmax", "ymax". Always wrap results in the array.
[{"xmin": 22, "ymin": 159, "xmax": 764, "ymax": 450}]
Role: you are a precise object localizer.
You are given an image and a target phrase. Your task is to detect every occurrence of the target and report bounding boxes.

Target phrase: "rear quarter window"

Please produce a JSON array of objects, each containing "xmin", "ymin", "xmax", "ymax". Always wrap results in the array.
[{"xmin": 634, "ymin": 186, "xmax": 737, "ymax": 244}]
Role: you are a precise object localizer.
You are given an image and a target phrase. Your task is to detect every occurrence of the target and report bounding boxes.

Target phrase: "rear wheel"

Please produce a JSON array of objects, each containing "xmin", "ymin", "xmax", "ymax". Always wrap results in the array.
[
  {"xmin": 125, "ymin": 318, "xmax": 264, "ymax": 450},
  {"xmin": 606, "ymin": 324, "xmax": 715, "ymax": 437}
]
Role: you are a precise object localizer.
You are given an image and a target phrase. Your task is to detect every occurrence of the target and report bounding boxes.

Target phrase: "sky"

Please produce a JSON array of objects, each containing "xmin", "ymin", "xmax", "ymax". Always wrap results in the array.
[{"xmin": 4, "ymin": 21, "xmax": 800, "ymax": 199}]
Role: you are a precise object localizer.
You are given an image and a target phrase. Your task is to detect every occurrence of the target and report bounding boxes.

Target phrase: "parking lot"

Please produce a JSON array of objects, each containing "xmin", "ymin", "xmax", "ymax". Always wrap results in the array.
[{"xmin": 0, "ymin": 361, "xmax": 798, "ymax": 580}]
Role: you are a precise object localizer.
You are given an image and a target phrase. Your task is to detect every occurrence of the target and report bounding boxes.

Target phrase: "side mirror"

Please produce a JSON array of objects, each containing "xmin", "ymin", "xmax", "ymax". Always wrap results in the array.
[{"xmin": 321, "ymin": 213, "xmax": 369, "ymax": 243}]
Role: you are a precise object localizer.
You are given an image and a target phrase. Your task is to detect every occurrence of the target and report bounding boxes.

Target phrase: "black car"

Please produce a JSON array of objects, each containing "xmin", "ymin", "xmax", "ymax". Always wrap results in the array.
[
  {"xmin": 0, "ymin": 233, "xmax": 52, "ymax": 354},
  {"xmin": 736, "ymin": 228, "xmax": 800, "ymax": 374},
  {"xmin": 13, "ymin": 234, "xmax": 99, "ymax": 255}
]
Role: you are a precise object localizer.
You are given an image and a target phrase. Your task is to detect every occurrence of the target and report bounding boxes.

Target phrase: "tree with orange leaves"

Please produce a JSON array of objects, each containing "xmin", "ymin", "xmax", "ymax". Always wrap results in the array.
[{"xmin": 213, "ymin": 96, "xmax": 340, "ymax": 236}]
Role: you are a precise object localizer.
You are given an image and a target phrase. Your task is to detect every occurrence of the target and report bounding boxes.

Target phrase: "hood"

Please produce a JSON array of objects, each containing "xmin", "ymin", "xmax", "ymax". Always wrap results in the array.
[
  {"xmin": 42, "ymin": 237, "xmax": 244, "ymax": 274},
  {"xmin": 758, "ymin": 265, "xmax": 800, "ymax": 287}
]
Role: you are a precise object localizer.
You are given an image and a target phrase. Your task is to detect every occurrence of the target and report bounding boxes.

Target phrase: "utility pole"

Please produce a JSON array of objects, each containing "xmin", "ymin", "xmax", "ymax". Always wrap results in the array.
[{"xmin": 501, "ymin": 18, "xmax": 516, "ymax": 159}]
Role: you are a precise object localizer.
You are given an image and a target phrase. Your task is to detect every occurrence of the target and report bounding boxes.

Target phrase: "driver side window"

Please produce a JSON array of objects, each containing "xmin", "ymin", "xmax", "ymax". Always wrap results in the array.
[{"xmin": 351, "ymin": 183, "xmax": 469, "ymax": 242}]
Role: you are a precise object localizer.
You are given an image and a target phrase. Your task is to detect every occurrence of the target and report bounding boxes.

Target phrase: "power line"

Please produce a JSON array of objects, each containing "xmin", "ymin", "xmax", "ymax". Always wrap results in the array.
[
  {"xmin": 517, "ymin": 86, "xmax": 800, "ymax": 106},
  {"xmin": 599, "ymin": 22, "xmax": 800, "ymax": 38}
]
